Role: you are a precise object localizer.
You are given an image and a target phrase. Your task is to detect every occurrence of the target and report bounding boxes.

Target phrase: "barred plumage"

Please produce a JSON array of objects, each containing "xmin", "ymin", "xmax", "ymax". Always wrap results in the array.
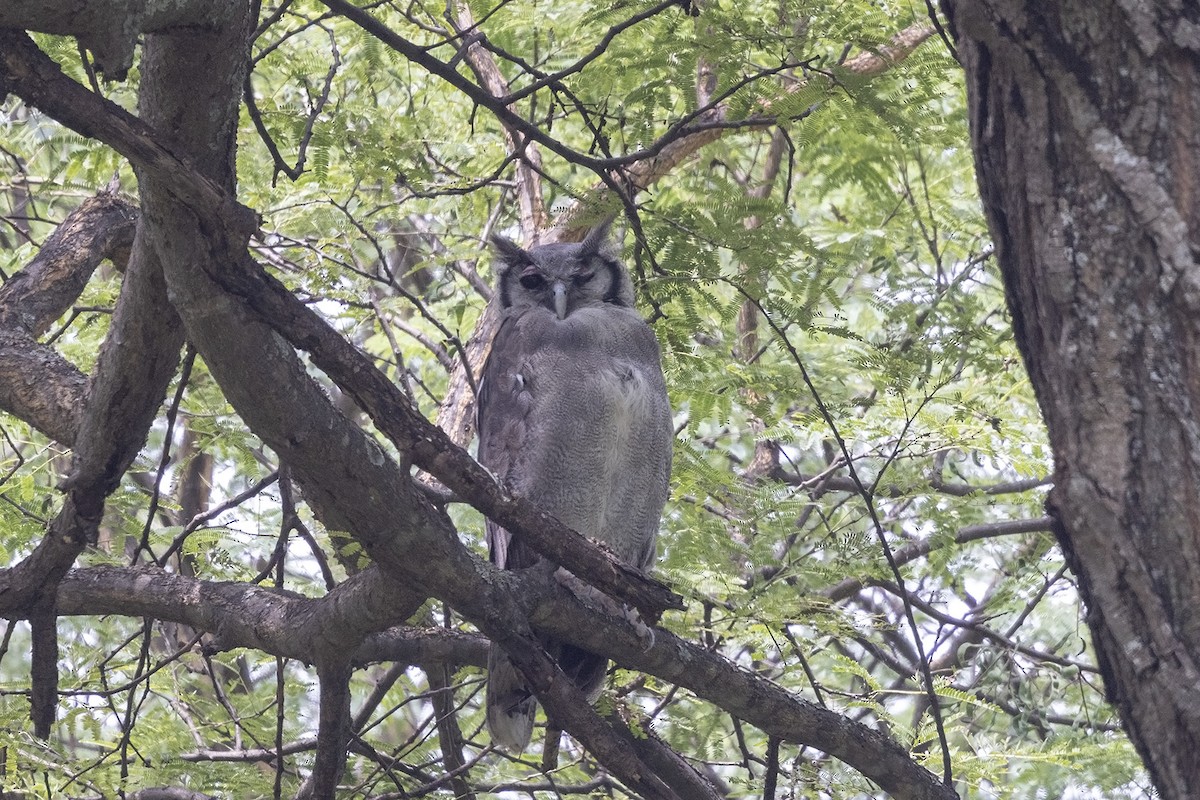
[{"xmin": 478, "ymin": 222, "xmax": 672, "ymax": 750}]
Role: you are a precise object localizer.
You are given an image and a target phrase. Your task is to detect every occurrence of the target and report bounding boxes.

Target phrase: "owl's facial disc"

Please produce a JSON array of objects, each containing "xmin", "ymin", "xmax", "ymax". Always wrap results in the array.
[{"xmin": 552, "ymin": 280, "xmax": 568, "ymax": 319}]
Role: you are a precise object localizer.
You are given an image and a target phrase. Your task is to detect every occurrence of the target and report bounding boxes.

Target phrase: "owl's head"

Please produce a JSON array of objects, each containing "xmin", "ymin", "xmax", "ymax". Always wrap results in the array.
[{"xmin": 491, "ymin": 221, "xmax": 635, "ymax": 319}]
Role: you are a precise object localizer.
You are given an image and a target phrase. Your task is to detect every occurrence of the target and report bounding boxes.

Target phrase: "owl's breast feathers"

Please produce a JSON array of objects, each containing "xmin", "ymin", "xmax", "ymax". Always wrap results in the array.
[{"xmin": 478, "ymin": 304, "xmax": 672, "ymax": 570}]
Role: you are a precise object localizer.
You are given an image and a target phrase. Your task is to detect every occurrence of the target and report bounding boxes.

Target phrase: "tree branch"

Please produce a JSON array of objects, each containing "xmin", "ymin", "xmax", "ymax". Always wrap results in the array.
[
  {"xmin": 1, "ymin": 185, "xmax": 186, "ymax": 734},
  {"xmin": 0, "ymin": 0, "xmax": 243, "ymax": 78},
  {"xmin": 820, "ymin": 516, "xmax": 1056, "ymax": 602},
  {"xmin": 0, "ymin": 189, "xmax": 136, "ymax": 335},
  {"xmin": 211, "ymin": 250, "xmax": 683, "ymax": 618},
  {"xmin": 49, "ymin": 565, "xmax": 424, "ymax": 662},
  {"xmin": 43, "ymin": 560, "xmax": 959, "ymax": 800},
  {"xmin": 0, "ymin": 190, "xmax": 137, "ymax": 445},
  {"xmin": 308, "ymin": 660, "xmax": 354, "ymax": 799},
  {"xmin": 450, "ymin": 1, "xmax": 547, "ymax": 239},
  {"xmin": 427, "ymin": 660, "xmax": 477, "ymax": 800},
  {"xmin": 525, "ymin": 580, "xmax": 960, "ymax": 800},
  {"xmin": 0, "ymin": 327, "xmax": 86, "ymax": 444},
  {"xmin": 0, "ymin": 30, "xmax": 257, "ymax": 241}
]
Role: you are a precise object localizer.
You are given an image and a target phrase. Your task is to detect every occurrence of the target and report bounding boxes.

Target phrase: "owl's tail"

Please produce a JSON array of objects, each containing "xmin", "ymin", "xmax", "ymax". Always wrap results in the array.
[{"xmin": 486, "ymin": 647, "xmax": 536, "ymax": 751}]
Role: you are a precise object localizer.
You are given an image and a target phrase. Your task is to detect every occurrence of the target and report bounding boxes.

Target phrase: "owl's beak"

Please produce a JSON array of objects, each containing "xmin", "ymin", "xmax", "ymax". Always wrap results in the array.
[{"xmin": 552, "ymin": 280, "xmax": 568, "ymax": 319}]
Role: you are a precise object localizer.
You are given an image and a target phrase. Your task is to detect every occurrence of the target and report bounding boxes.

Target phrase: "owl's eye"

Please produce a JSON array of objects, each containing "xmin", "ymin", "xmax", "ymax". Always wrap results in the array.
[
  {"xmin": 519, "ymin": 272, "xmax": 546, "ymax": 290},
  {"xmin": 573, "ymin": 271, "xmax": 595, "ymax": 285}
]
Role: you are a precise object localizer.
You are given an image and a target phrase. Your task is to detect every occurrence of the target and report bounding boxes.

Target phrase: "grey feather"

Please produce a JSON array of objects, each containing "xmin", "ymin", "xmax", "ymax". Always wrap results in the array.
[{"xmin": 479, "ymin": 223, "xmax": 672, "ymax": 751}]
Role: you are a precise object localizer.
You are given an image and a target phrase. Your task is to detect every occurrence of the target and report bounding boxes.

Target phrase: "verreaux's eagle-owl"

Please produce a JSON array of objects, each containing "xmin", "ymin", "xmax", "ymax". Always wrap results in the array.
[{"xmin": 477, "ymin": 222, "xmax": 672, "ymax": 750}]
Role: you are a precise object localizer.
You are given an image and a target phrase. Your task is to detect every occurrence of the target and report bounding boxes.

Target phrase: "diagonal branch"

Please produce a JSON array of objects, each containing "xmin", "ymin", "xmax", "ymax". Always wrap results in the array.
[
  {"xmin": 0, "ymin": 189, "xmax": 136, "ymax": 336},
  {"xmin": 0, "ymin": 190, "xmax": 136, "ymax": 445},
  {"xmin": 524, "ymin": 577, "xmax": 960, "ymax": 800},
  {"xmin": 0, "ymin": 30, "xmax": 257, "ymax": 242},
  {"xmin": 8, "ymin": 204, "xmax": 186, "ymax": 735},
  {"xmin": 213, "ymin": 250, "xmax": 683, "ymax": 616},
  {"xmin": 167, "ymin": 220, "xmax": 683, "ymax": 800}
]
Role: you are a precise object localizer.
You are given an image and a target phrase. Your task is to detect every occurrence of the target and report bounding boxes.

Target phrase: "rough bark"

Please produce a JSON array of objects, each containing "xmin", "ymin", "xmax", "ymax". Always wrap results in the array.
[
  {"xmin": 2, "ymin": 0, "xmax": 242, "ymax": 77},
  {"xmin": 0, "ymin": 190, "xmax": 135, "ymax": 336},
  {"xmin": 51, "ymin": 565, "xmax": 425, "ymax": 662},
  {"xmin": 0, "ymin": 328, "xmax": 86, "ymax": 445},
  {"xmin": 944, "ymin": 3, "xmax": 1200, "ymax": 797},
  {"xmin": 0, "ymin": 190, "xmax": 135, "ymax": 445}
]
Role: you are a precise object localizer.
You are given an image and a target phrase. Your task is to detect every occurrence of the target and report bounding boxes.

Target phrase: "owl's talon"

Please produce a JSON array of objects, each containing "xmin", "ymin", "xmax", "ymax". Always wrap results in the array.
[
  {"xmin": 557, "ymin": 568, "xmax": 656, "ymax": 647},
  {"xmin": 626, "ymin": 606, "xmax": 656, "ymax": 651}
]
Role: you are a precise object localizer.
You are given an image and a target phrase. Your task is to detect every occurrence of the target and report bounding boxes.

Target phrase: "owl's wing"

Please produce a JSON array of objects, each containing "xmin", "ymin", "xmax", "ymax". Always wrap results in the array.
[
  {"xmin": 593, "ymin": 316, "xmax": 673, "ymax": 574},
  {"xmin": 477, "ymin": 311, "xmax": 540, "ymax": 571}
]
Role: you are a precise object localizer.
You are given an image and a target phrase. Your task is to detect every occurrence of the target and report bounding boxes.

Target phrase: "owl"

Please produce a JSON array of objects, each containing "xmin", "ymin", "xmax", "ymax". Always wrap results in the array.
[{"xmin": 478, "ymin": 221, "xmax": 673, "ymax": 751}]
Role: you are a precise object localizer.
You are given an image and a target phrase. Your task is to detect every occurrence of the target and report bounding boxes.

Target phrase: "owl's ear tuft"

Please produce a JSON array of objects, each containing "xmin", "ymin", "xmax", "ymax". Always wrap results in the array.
[
  {"xmin": 491, "ymin": 235, "xmax": 530, "ymax": 269},
  {"xmin": 579, "ymin": 216, "xmax": 617, "ymax": 258}
]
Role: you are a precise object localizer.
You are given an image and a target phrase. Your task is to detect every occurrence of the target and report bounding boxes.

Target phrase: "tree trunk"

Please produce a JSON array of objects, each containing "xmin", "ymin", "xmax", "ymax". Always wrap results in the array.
[{"xmin": 944, "ymin": 3, "xmax": 1200, "ymax": 797}]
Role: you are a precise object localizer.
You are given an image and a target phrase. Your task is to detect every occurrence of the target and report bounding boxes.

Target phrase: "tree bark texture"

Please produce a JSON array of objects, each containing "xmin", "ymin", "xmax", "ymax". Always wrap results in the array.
[
  {"xmin": 0, "ymin": 191, "xmax": 135, "ymax": 446},
  {"xmin": 944, "ymin": 3, "xmax": 1200, "ymax": 797}
]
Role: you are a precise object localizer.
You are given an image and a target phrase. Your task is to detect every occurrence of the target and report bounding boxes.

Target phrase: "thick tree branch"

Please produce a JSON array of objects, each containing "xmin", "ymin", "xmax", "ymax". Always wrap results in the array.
[
  {"xmin": 209, "ymin": 250, "xmax": 683, "ymax": 618},
  {"xmin": 0, "ymin": 191, "xmax": 137, "ymax": 445},
  {"xmin": 0, "ymin": 327, "xmax": 86, "ymax": 444},
  {"xmin": 526, "ymin": 582, "xmax": 959, "ymax": 800},
  {"xmin": 49, "ymin": 565, "xmax": 429, "ymax": 662},
  {"xmin": 0, "ymin": 30, "xmax": 257, "ymax": 242},
  {"xmin": 0, "ymin": 0, "xmax": 243, "ymax": 78},
  {"xmin": 0, "ymin": 189, "xmax": 135, "ymax": 336}
]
